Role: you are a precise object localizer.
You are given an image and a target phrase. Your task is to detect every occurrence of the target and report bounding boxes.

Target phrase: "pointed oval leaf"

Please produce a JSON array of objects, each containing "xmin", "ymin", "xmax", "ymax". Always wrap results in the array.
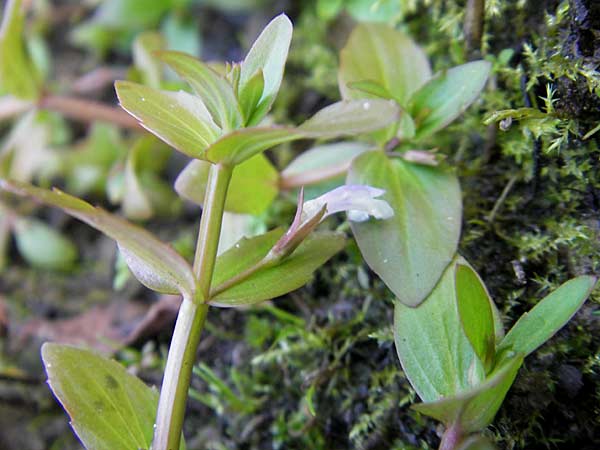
[
  {"xmin": 281, "ymin": 142, "xmax": 370, "ymax": 189},
  {"xmin": 133, "ymin": 31, "xmax": 165, "ymax": 88},
  {"xmin": 0, "ymin": 0, "xmax": 41, "ymax": 99},
  {"xmin": 239, "ymin": 14, "xmax": 292, "ymax": 123},
  {"xmin": 210, "ymin": 231, "xmax": 346, "ymax": 307},
  {"xmin": 175, "ymin": 153, "xmax": 278, "ymax": 215},
  {"xmin": 348, "ymin": 150, "xmax": 461, "ymax": 306},
  {"xmin": 394, "ymin": 258, "xmax": 483, "ymax": 403},
  {"xmin": 412, "ymin": 354, "xmax": 523, "ymax": 432},
  {"xmin": 456, "ymin": 263, "xmax": 496, "ymax": 372},
  {"xmin": 497, "ymin": 275, "xmax": 597, "ymax": 358},
  {"xmin": 0, "ymin": 179, "xmax": 195, "ymax": 297},
  {"xmin": 338, "ymin": 23, "xmax": 431, "ymax": 105},
  {"xmin": 42, "ymin": 343, "xmax": 168, "ymax": 450},
  {"xmin": 457, "ymin": 435, "xmax": 497, "ymax": 450},
  {"xmin": 238, "ymin": 68, "xmax": 265, "ymax": 124},
  {"xmin": 299, "ymin": 99, "xmax": 400, "ymax": 136},
  {"xmin": 158, "ymin": 50, "xmax": 243, "ymax": 130},
  {"xmin": 115, "ymin": 80, "xmax": 220, "ymax": 159},
  {"xmin": 14, "ymin": 218, "xmax": 78, "ymax": 270},
  {"xmin": 409, "ymin": 61, "xmax": 491, "ymax": 140}
]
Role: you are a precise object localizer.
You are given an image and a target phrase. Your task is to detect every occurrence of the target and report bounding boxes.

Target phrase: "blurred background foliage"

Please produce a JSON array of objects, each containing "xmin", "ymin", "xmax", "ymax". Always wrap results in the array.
[{"xmin": 0, "ymin": 0, "xmax": 599, "ymax": 449}]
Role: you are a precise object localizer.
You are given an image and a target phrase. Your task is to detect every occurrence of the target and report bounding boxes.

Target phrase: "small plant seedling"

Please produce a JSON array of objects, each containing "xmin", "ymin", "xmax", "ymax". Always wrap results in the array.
[{"xmin": 1, "ymin": 13, "xmax": 398, "ymax": 450}]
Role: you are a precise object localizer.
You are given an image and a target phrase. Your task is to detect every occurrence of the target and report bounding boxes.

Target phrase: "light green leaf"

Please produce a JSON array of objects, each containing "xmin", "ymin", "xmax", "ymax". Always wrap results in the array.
[
  {"xmin": 0, "ymin": 0, "xmax": 40, "ymax": 99},
  {"xmin": 497, "ymin": 276, "xmax": 597, "ymax": 358},
  {"xmin": 281, "ymin": 142, "xmax": 369, "ymax": 189},
  {"xmin": 159, "ymin": 51, "xmax": 242, "ymax": 130},
  {"xmin": 413, "ymin": 354, "xmax": 523, "ymax": 432},
  {"xmin": 349, "ymin": 151, "xmax": 461, "ymax": 307},
  {"xmin": 210, "ymin": 231, "xmax": 345, "ymax": 307},
  {"xmin": 338, "ymin": 23, "xmax": 431, "ymax": 106},
  {"xmin": 42, "ymin": 343, "xmax": 185, "ymax": 450},
  {"xmin": 409, "ymin": 60, "xmax": 491, "ymax": 139},
  {"xmin": 238, "ymin": 69, "xmax": 265, "ymax": 124},
  {"xmin": 175, "ymin": 153, "xmax": 278, "ymax": 215},
  {"xmin": 394, "ymin": 258, "xmax": 483, "ymax": 403},
  {"xmin": 13, "ymin": 218, "xmax": 78, "ymax": 270},
  {"xmin": 133, "ymin": 31, "xmax": 165, "ymax": 88},
  {"xmin": 456, "ymin": 263, "xmax": 495, "ymax": 372},
  {"xmin": 205, "ymin": 99, "xmax": 397, "ymax": 164},
  {"xmin": 457, "ymin": 435, "xmax": 496, "ymax": 450},
  {"xmin": 0, "ymin": 179, "xmax": 196, "ymax": 297},
  {"xmin": 122, "ymin": 138, "xmax": 153, "ymax": 220},
  {"xmin": 115, "ymin": 80, "xmax": 220, "ymax": 159},
  {"xmin": 239, "ymin": 14, "xmax": 292, "ymax": 124}
]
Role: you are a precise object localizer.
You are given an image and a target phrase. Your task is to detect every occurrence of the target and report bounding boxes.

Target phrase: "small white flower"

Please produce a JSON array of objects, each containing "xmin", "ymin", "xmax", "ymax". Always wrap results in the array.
[{"xmin": 301, "ymin": 185, "xmax": 394, "ymax": 223}]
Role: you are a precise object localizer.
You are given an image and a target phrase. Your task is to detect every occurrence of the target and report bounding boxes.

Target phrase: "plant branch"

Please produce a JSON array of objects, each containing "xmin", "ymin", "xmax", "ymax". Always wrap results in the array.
[
  {"xmin": 38, "ymin": 94, "xmax": 141, "ymax": 130},
  {"xmin": 439, "ymin": 421, "xmax": 463, "ymax": 450},
  {"xmin": 152, "ymin": 163, "xmax": 233, "ymax": 450}
]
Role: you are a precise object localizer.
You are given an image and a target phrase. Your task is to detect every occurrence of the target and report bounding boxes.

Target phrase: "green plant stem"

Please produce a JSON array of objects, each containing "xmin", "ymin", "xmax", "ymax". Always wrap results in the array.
[{"xmin": 152, "ymin": 163, "xmax": 233, "ymax": 450}]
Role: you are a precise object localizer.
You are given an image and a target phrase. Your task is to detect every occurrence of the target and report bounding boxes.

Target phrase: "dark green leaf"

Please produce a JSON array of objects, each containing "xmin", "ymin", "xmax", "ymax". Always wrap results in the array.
[
  {"xmin": 338, "ymin": 23, "xmax": 431, "ymax": 105},
  {"xmin": 413, "ymin": 354, "xmax": 523, "ymax": 432},
  {"xmin": 456, "ymin": 263, "xmax": 495, "ymax": 372},
  {"xmin": 409, "ymin": 61, "xmax": 491, "ymax": 139},
  {"xmin": 42, "ymin": 343, "xmax": 174, "ymax": 450},
  {"xmin": 0, "ymin": 179, "xmax": 196, "ymax": 297},
  {"xmin": 394, "ymin": 258, "xmax": 483, "ymax": 403},
  {"xmin": 14, "ymin": 218, "xmax": 78, "ymax": 270},
  {"xmin": 497, "ymin": 276, "xmax": 597, "ymax": 358},
  {"xmin": 239, "ymin": 14, "xmax": 292, "ymax": 124},
  {"xmin": 115, "ymin": 81, "xmax": 220, "ymax": 159},
  {"xmin": 210, "ymin": 231, "xmax": 345, "ymax": 306},
  {"xmin": 349, "ymin": 151, "xmax": 461, "ymax": 306},
  {"xmin": 175, "ymin": 153, "xmax": 278, "ymax": 215},
  {"xmin": 0, "ymin": 0, "xmax": 41, "ymax": 99},
  {"xmin": 159, "ymin": 51, "xmax": 242, "ymax": 130}
]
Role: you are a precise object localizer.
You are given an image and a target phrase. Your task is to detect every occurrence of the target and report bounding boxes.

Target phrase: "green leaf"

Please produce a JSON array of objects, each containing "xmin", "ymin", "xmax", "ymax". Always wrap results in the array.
[
  {"xmin": 159, "ymin": 51, "xmax": 242, "ymax": 130},
  {"xmin": 205, "ymin": 99, "xmax": 397, "ymax": 164},
  {"xmin": 239, "ymin": 14, "xmax": 292, "ymax": 124},
  {"xmin": 338, "ymin": 23, "xmax": 431, "ymax": 106},
  {"xmin": 409, "ymin": 60, "xmax": 491, "ymax": 139},
  {"xmin": 0, "ymin": 179, "xmax": 196, "ymax": 297},
  {"xmin": 456, "ymin": 264, "xmax": 495, "ymax": 372},
  {"xmin": 413, "ymin": 354, "xmax": 523, "ymax": 432},
  {"xmin": 238, "ymin": 69, "xmax": 265, "ymax": 124},
  {"xmin": 175, "ymin": 153, "xmax": 278, "ymax": 215},
  {"xmin": 0, "ymin": 0, "xmax": 40, "ymax": 99},
  {"xmin": 115, "ymin": 80, "xmax": 220, "ymax": 159},
  {"xmin": 348, "ymin": 151, "xmax": 461, "ymax": 307},
  {"xmin": 41, "ymin": 343, "xmax": 185, "ymax": 450},
  {"xmin": 281, "ymin": 142, "xmax": 369, "ymax": 189},
  {"xmin": 497, "ymin": 276, "xmax": 597, "ymax": 358},
  {"xmin": 457, "ymin": 435, "xmax": 497, "ymax": 450},
  {"xmin": 122, "ymin": 139, "xmax": 153, "ymax": 220},
  {"xmin": 13, "ymin": 218, "xmax": 78, "ymax": 270},
  {"xmin": 394, "ymin": 258, "xmax": 484, "ymax": 403},
  {"xmin": 133, "ymin": 31, "xmax": 165, "ymax": 88},
  {"xmin": 210, "ymin": 231, "xmax": 345, "ymax": 307}
]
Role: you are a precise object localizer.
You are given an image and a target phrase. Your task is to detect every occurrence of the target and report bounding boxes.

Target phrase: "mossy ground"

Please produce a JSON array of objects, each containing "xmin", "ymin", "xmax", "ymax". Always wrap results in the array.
[{"xmin": 0, "ymin": 1, "xmax": 599, "ymax": 449}]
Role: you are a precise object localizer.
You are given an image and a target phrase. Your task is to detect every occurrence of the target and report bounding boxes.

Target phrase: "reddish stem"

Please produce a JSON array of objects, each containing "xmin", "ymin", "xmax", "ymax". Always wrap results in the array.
[{"xmin": 439, "ymin": 422, "xmax": 463, "ymax": 450}]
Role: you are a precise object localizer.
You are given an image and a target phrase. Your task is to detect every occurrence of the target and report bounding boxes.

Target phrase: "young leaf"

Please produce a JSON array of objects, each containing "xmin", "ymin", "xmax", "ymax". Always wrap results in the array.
[
  {"xmin": 238, "ymin": 69, "xmax": 265, "ymax": 124},
  {"xmin": 497, "ymin": 275, "xmax": 597, "ymax": 358},
  {"xmin": 210, "ymin": 231, "xmax": 345, "ymax": 307},
  {"xmin": 122, "ymin": 139, "xmax": 153, "ymax": 220},
  {"xmin": 115, "ymin": 81, "xmax": 220, "ymax": 159},
  {"xmin": 394, "ymin": 258, "xmax": 484, "ymax": 403},
  {"xmin": 175, "ymin": 153, "xmax": 279, "ymax": 215},
  {"xmin": 132, "ymin": 31, "xmax": 165, "ymax": 88},
  {"xmin": 13, "ymin": 218, "xmax": 78, "ymax": 270},
  {"xmin": 409, "ymin": 60, "xmax": 491, "ymax": 140},
  {"xmin": 0, "ymin": 0, "xmax": 40, "ymax": 99},
  {"xmin": 205, "ymin": 99, "xmax": 399, "ymax": 164},
  {"xmin": 338, "ymin": 23, "xmax": 431, "ymax": 105},
  {"xmin": 456, "ymin": 263, "xmax": 496, "ymax": 372},
  {"xmin": 42, "ymin": 343, "xmax": 185, "ymax": 450},
  {"xmin": 158, "ymin": 50, "xmax": 243, "ymax": 130},
  {"xmin": 349, "ymin": 151, "xmax": 461, "ymax": 307},
  {"xmin": 239, "ymin": 14, "xmax": 292, "ymax": 124},
  {"xmin": 281, "ymin": 142, "xmax": 370, "ymax": 189},
  {"xmin": 412, "ymin": 354, "xmax": 523, "ymax": 433},
  {"xmin": 0, "ymin": 179, "xmax": 196, "ymax": 298}
]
